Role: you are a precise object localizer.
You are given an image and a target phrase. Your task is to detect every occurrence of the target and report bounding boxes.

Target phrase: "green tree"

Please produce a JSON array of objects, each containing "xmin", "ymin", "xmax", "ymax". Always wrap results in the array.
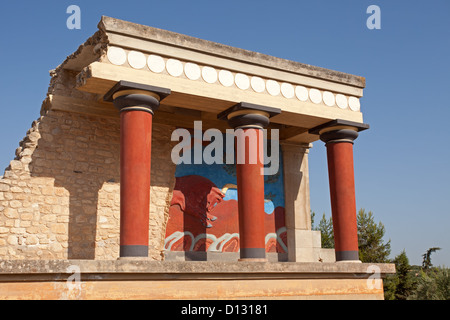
[
  {"xmin": 357, "ymin": 209, "xmax": 391, "ymax": 263},
  {"xmin": 393, "ymin": 250, "xmax": 416, "ymax": 299},
  {"xmin": 312, "ymin": 212, "xmax": 334, "ymax": 249},
  {"xmin": 408, "ymin": 267, "xmax": 450, "ymax": 300},
  {"xmin": 384, "ymin": 250, "xmax": 416, "ymax": 300},
  {"xmin": 383, "ymin": 273, "xmax": 398, "ymax": 300},
  {"xmin": 421, "ymin": 247, "xmax": 441, "ymax": 271}
]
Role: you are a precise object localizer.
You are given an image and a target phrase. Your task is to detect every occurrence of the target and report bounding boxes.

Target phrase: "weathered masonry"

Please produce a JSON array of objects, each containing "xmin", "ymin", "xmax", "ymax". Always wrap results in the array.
[{"xmin": 0, "ymin": 17, "xmax": 394, "ymax": 299}]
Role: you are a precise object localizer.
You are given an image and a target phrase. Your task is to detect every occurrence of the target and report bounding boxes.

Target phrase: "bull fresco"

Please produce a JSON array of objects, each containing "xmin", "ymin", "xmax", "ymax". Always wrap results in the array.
[{"xmin": 164, "ymin": 135, "xmax": 286, "ymax": 253}]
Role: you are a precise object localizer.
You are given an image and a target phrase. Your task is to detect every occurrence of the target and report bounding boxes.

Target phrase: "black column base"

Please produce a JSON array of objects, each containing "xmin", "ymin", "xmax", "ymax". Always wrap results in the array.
[
  {"xmin": 239, "ymin": 248, "xmax": 266, "ymax": 260},
  {"xmin": 335, "ymin": 250, "xmax": 360, "ymax": 262},
  {"xmin": 120, "ymin": 245, "xmax": 149, "ymax": 258}
]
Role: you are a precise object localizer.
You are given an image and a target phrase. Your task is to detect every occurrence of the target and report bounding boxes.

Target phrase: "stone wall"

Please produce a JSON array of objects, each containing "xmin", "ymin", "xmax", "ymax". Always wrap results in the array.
[{"xmin": 0, "ymin": 109, "xmax": 176, "ymax": 260}]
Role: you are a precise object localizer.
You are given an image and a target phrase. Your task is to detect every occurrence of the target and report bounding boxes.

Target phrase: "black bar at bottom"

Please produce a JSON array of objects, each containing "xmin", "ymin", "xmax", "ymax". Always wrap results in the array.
[
  {"xmin": 240, "ymin": 248, "xmax": 266, "ymax": 259},
  {"xmin": 120, "ymin": 245, "xmax": 149, "ymax": 257},
  {"xmin": 335, "ymin": 250, "xmax": 359, "ymax": 261}
]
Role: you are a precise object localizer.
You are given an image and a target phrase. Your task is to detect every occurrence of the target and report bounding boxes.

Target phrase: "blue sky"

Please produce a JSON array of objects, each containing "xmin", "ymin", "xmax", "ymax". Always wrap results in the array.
[{"xmin": 0, "ymin": 0, "xmax": 449, "ymax": 266}]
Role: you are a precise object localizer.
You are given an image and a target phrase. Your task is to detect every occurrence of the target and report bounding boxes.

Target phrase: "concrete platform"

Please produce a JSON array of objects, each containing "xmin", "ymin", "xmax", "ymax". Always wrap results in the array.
[{"xmin": 0, "ymin": 260, "xmax": 395, "ymax": 300}]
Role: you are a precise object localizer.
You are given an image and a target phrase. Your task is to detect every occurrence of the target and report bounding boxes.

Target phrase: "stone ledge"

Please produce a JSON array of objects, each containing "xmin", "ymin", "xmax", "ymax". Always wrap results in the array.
[
  {"xmin": 0, "ymin": 260, "xmax": 394, "ymax": 300},
  {"xmin": 164, "ymin": 251, "xmax": 288, "ymax": 262},
  {"xmin": 0, "ymin": 260, "xmax": 395, "ymax": 282}
]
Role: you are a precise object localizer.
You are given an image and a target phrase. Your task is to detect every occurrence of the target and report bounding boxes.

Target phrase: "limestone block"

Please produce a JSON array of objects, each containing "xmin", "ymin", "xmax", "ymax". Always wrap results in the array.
[
  {"xmin": 320, "ymin": 249, "xmax": 336, "ymax": 263},
  {"xmin": 288, "ymin": 229, "xmax": 322, "ymax": 249},
  {"xmin": 293, "ymin": 247, "xmax": 320, "ymax": 263},
  {"xmin": 287, "ymin": 228, "xmax": 327, "ymax": 262},
  {"xmin": 9, "ymin": 201, "xmax": 22, "ymax": 209},
  {"xmin": 0, "ymin": 227, "xmax": 9, "ymax": 234},
  {"xmin": 312, "ymin": 230, "xmax": 322, "ymax": 248},
  {"xmin": 4, "ymin": 208, "xmax": 18, "ymax": 219},
  {"xmin": 7, "ymin": 235, "xmax": 18, "ymax": 245}
]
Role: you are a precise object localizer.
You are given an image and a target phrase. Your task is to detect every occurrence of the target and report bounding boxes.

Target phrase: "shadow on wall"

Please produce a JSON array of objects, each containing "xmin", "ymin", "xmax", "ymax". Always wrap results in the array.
[
  {"xmin": 13, "ymin": 109, "xmax": 177, "ymax": 260},
  {"xmin": 27, "ymin": 111, "xmax": 121, "ymax": 259}
]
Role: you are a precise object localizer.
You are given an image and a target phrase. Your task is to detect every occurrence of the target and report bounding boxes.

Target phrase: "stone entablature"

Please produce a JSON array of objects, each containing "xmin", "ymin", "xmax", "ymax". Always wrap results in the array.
[
  {"xmin": 46, "ymin": 16, "xmax": 366, "ymax": 145},
  {"xmin": 102, "ymin": 46, "xmax": 362, "ymax": 111}
]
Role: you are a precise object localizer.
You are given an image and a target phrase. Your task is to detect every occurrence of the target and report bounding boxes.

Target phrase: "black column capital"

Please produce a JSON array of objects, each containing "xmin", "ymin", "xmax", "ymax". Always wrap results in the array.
[
  {"xmin": 103, "ymin": 80, "xmax": 171, "ymax": 114},
  {"xmin": 319, "ymin": 128, "xmax": 359, "ymax": 144},
  {"xmin": 309, "ymin": 119, "xmax": 369, "ymax": 145},
  {"xmin": 217, "ymin": 102, "xmax": 281, "ymax": 129}
]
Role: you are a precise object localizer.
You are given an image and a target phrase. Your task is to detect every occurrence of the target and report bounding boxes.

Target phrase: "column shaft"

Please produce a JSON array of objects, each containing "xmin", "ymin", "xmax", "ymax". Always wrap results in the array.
[
  {"xmin": 119, "ymin": 110, "xmax": 153, "ymax": 257},
  {"xmin": 326, "ymin": 141, "xmax": 359, "ymax": 261},
  {"xmin": 235, "ymin": 128, "xmax": 266, "ymax": 260},
  {"xmin": 310, "ymin": 120, "xmax": 369, "ymax": 263}
]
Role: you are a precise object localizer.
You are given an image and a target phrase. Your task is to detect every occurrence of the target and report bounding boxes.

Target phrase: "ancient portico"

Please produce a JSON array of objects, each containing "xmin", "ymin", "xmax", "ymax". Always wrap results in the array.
[{"xmin": 0, "ymin": 16, "xmax": 394, "ymax": 299}]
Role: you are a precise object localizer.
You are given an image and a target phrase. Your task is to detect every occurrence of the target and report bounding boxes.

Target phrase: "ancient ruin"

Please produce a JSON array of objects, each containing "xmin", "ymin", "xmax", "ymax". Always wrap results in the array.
[{"xmin": 0, "ymin": 17, "xmax": 394, "ymax": 299}]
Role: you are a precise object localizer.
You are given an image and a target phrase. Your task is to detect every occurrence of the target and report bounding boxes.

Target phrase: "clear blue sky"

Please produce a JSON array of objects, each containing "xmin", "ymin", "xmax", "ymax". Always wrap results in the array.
[{"xmin": 0, "ymin": 0, "xmax": 449, "ymax": 266}]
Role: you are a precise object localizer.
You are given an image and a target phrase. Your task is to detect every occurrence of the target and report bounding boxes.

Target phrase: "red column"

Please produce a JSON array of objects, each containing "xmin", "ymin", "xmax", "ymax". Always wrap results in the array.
[
  {"xmin": 104, "ymin": 81, "xmax": 170, "ymax": 258},
  {"xmin": 218, "ymin": 102, "xmax": 281, "ymax": 261},
  {"xmin": 326, "ymin": 139, "xmax": 359, "ymax": 261},
  {"xmin": 235, "ymin": 128, "xmax": 266, "ymax": 261},
  {"xmin": 320, "ymin": 127, "xmax": 360, "ymax": 261},
  {"xmin": 119, "ymin": 110, "xmax": 153, "ymax": 257}
]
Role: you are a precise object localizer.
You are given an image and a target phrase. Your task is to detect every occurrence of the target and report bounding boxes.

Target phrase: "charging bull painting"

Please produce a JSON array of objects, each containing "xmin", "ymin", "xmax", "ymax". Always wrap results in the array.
[{"xmin": 164, "ymin": 136, "xmax": 287, "ymax": 253}]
